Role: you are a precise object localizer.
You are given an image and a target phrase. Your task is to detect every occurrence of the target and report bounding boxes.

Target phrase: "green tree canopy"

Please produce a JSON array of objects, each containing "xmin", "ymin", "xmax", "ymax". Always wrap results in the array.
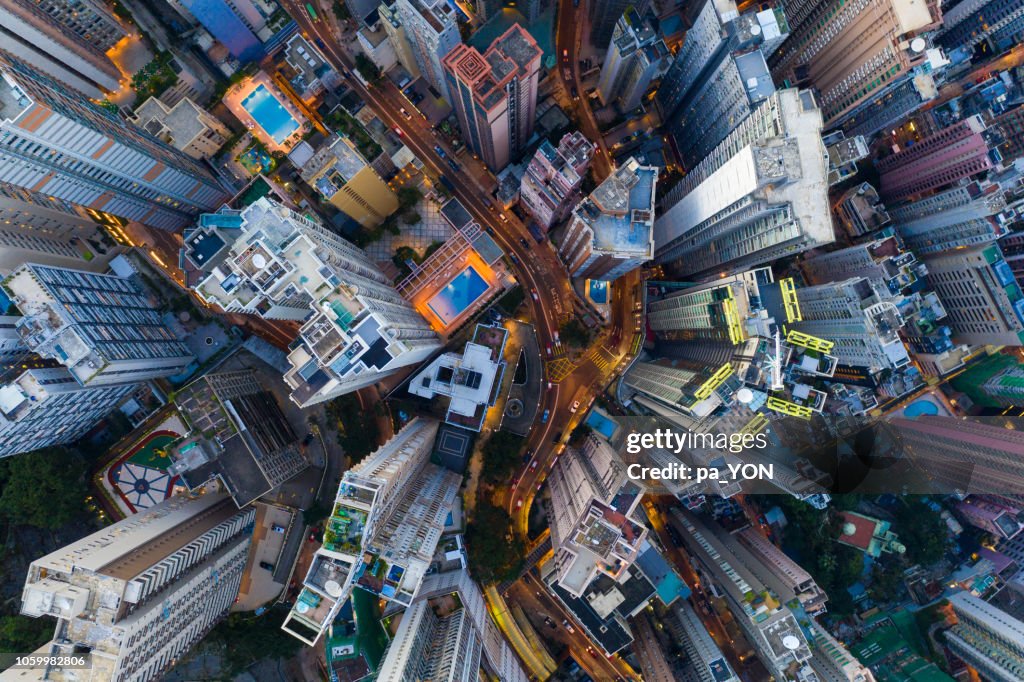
[
  {"xmin": 480, "ymin": 431, "xmax": 524, "ymax": 486},
  {"xmin": 465, "ymin": 502, "xmax": 525, "ymax": 582},
  {"xmin": 0, "ymin": 448, "xmax": 87, "ymax": 528}
]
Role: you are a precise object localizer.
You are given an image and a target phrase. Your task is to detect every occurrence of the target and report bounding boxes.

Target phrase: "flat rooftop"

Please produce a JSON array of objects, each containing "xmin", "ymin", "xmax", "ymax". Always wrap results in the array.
[{"xmin": 579, "ymin": 159, "xmax": 657, "ymax": 258}]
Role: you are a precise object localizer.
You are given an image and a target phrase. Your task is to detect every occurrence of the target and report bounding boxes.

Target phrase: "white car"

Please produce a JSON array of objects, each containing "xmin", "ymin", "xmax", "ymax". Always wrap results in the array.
[{"xmin": 570, "ymin": 400, "xmax": 580, "ymax": 413}]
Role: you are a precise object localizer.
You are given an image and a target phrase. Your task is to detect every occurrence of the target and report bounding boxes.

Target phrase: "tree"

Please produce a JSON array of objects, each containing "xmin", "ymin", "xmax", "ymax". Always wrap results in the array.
[
  {"xmin": 0, "ymin": 613, "xmax": 53, "ymax": 652},
  {"xmin": 402, "ymin": 211, "xmax": 421, "ymax": 225},
  {"xmin": 569, "ymin": 424, "xmax": 592, "ymax": 447},
  {"xmin": 499, "ymin": 286, "xmax": 525, "ymax": 315},
  {"xmin": 560, "ymin": 318, "xmax": 591, "ymax": 348},
  {"xmin": 206, "ymin": 607, "xmax": 304, "ymax": 676},
  {"xmin": 465, "ymin": 502, "xmax": 525, "ymax": 581},
  {"xmin": 480, "ymin": 431, "xmax": 524, "ymax": 485},
  {"xmin": 332, "ymin": 0, "xmax": 351, "ymax": 21},
  {"xmin": 354, "ymin": 54, "xmax": 381, "ymax": 83},
  {"xmin": 325, "ymin": 394, "xmax": 380, "ymax": 464},
  {"xmin": 0, "ymin": 448, "xmax": 87, "ymax": 528},
  {"xmin": 893, "ymin": 497, "xmax": 948, "ymax": 566},
  {"xmin": 396, "ymin": 186, "xmax": 422, "ymax": 211},
  {"xmin": 867, "ymin": 560, "xmax": 906, "ymax": 604}
]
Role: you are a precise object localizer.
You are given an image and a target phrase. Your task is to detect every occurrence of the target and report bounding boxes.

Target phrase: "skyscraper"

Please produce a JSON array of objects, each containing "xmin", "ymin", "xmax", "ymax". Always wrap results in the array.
[
  {"xmin": 669, "ymin": 600, "xmax": 741, "ymax": 682},
  {"xmin": 0, "ymin": 368, "xmax": 135, "ymax": 458},
  {"xmin": 187, "ymin": 198, "xmax": 441, "ymax": 406},
  {"xmin": 891, "ymin": 183, "xmax": 1009, "ymax": 257},
  {"xmin": 0, "ymin": 0, "xmax": 122, "ymax": 98},
  {"xmin": 443, "ymin": 26, "xmax": 542, "ymax": 171},
  {"xmin": 558, "ymin": 157, "xmax": 657, "ymax": 281},
  {"xmin": 654, "ymin": 89, "xmax": 833, "ymax": 280},
  {"xmin": 377, "ymin": 569, "xmax": 529, "ymax": 682},
  {"xmin": 768, "ymin": 0, "xmax": 940, "ymax": 130},
  {"xmin": 282, "ymin": 418, "xmax": 461, "ymax": 644},
  {"xmin": 934, "ymin": 0, "xmax": 1024, "ymax": 53},
  {"xmin": 378, "ymin": 2, "xmax": 421, "ymax": 78},
  {"xmin": 299, "ymin": 134, "xmax": 399, "ymax": 228},
  {"xmin": 589, "ymin": 0, "xmax": 650, "ymax": 50},
  {"xmin": 597, "ymin": 8, "xmax": 669, "ymax": 111},
  {"xmin": 0, "ymin": 56, "xmax": 230, "ymax": 231},
  {"xmin": 4, "ymin": 263, "xmax": 195, "ymax": 387},
  {"xmin": 892, "ymin": 415, "xmax": 1024, "ymax": 497},
  {"xmin": 519, "ymin": 131, "xmax": 594, "ymax": 230},
  {"xmin": 19, "ymin": 492, "xmax": 255, "ymax": 681},
  {"xmin": 945, "ymin": 590, "xmax": 1024, "ymax": 681},
  {"xmin": 545, "ymin": 432, "xmax": 648, "ymax": 597},
  {"xmin": 655, "ymin": 0, "xmax": 778, "ymax": 169},
  {"xmin": 173, "ymin": 0, "xmax": 265, "ymax": 61},
  {"xmin": 393, "ymin": 0, "xmax": 461, "ymax": 101},
  {"xmin": 877, "ymin": 116, "xmax": 994, "ymax": 203},
  {"xmin": 920, "ymin": 243, "xmax": 1024, "ymax": 346},
  {"xmin": 791, "ymin": 278, "xmax": 910, "ymax": 374}
]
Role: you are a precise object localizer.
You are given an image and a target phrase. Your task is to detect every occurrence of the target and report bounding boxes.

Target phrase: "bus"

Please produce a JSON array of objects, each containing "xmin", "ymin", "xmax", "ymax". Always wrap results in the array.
[{"xmin": 305, "ymin": 2, "xmax": 319, "ymax": 21}]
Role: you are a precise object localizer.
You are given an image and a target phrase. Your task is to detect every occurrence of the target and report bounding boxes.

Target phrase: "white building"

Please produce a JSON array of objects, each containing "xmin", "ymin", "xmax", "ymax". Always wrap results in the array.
[
  {"xmin": 18, "ymin": 492, "xmax": 255, "ymax": 682},
  {"xmin": 545, "ymin": 433, "xmax": 648, "ymax": 597},
  {"xmin": 806, "ymin": 619, "xmax": 876, "ymax": 682},
  {"xmin": 377, "ymin": 569, "xmax": 528, "ymax": 682},
  {"xmin": 597, "ymin": 9, "xmax": 669, "ymax": 111},
  {"xmin": 282, "ymin": 418, "xmax": 461, "ymax": 644},
  {"xmin": 392, "ymin": 0, "xmax": 461, "ymax": 100},
  {"xmin": 0, "ymin": 56, "xmax": 230, "ymax": 232},
  {"xmin": 4, "ymin": 263, "xmax": 195, "ymax": 387},
  {"xmin": 672, "ymin": 600, "xmax": 741, "ymax": 682},
  {"xmin": 130, "ymin": 97, "xmax": 231, "ymax": 160},
  {"xmin": 186, "ymin": 198, "xmax": 440, "ymax": 407},
  {"xmin": 654, "ymin": 89, "xmax": 833, "ymax": 280},
  {"xmin": 736, "ymin": 527, "xmax": 828, "ymax": 614},
  {"xmin": 945, "ymin": 590, "xmax": 1024, "ymax": 682},
  {"xmin": 0, "ymin": 368, "xmax": 135, "ymax": 458},
  {"xmin": 558, "ymin": 157, "xmax": 658, "ymax": 281},
  {"xmin": 791, "ymin": 278, "xmax": 910, "ymax": 373}
]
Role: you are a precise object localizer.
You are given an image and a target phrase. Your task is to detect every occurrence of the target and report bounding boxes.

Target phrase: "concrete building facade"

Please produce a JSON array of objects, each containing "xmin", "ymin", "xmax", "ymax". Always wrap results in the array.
[
  {"xmin": 519, "ymin": 131, "xmax": 594, "ymax": 230},
  {"xmin": 299, "ymin": 134, "xmax": 398, "ymax": 228}
]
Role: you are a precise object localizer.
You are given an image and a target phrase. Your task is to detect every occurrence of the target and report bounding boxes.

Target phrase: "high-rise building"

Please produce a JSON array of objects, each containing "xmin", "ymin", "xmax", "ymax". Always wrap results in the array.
[
  {"xmin": 378, "ymin": 2, "xmax": 421, "ymax": 78},
  {"xmin": 654, "ymin": 89, "xmax": 833, "ymax": 280},
  {"xmin": 597, "ymin": 9, "xmax": 669, "ymax": 111},
  {"xmin": 129, "ymin": 97, "xmax": 232, "ymax": 160},
  {"xmin": 282, "ymin": 419, "xmax": 461, "ymax": 644},
  {"xmin": 736, "ymin": 527, "xmax": 828, "ymax": 614},
  {"xmin": 377, "ymin": 569, "xmax": 529, "ymax": 682},
  {"xmin": 934, "ymin": 0, "xmax": 1024, "ymax": 53},
  {"xmin": 589, "ymin": 0, "xmax": 649, "ymax": 51},
  {"xmin": 837, "ymin": 72, "xmax": 940, "ymax": 140},
  {"xmin": 801, "ymin": 236, "xmax": 923, "ymax": 293},
  {"xmin": 877, "ymin": 116, "xmax": 995, "ymax": 203},
  {"xmin": 920, "ymin": 243, "xmax": 1024, "ymax": 346},
  {"xmin": 299, "ymin": 134, "xmax": 398, "ymax": 228},
  {"xmin": 186, "ymin": 198, "xmax": 440, "ymax": 406},
  {"xmin": 443, "ymin": 26, "xmax": 542, "ymax": 171},
  {"xmin": 173, "ymin": 0, "xmax": 266, "ymax": 61},
  {"xmin": 673, "ymin": 509, "xmax": 813, "ymax": 680},
  {"xmin": 0, "ymin": 182, "xmax": 113, "ymax": 274},
  {"xmin": 806, "ymin": 619, "xmax": 877, "ymax": 682},
  {"xmin": 545, "ymin": 432, "xmax": 647, "ymax": 597},
  {"xmin": 0, "ymin": 56, "xmax": 230, "ymax": 231},
  {"xmin": 27, "ymin": 0, "xmax": 128, "ymax": 50},
  {"xmin": 891, "ymin": 415, "xmax": 1024, "ymax": 497},
  {"xmin": 0, "ymin": 367, "xmax": 135, "ymax": 458},
  {"xmin": 558, "ymin": 157, "xmax": 657, "ymax": 281},
  {"xmin": 655, "ymin": 0, "xmax": 780, "ymax": 169},
  {"xmin": 834, "ymin": 182, "xmax": 890, "ymax": 239},
  {"xmin": 790, "ymin": 278, "xmax": 910, "ymax": 374},
  {"xmin": 393, "ymin": 0, "xmax": 461, "ymax": 100},
  {"xmin": 669, "ymin": 600, "xmax": 741, "ymax": 682},
  {"xmin": 19, "ymin": 492, "xmax": 255, "ymax": 681},
  {"xmin": 891, "ymin": 183, "xmax": 1010, "ymax": 257},
  {"xmin": 992, "ymin": 104, "xmax": 1024, "ymax": 164},
  {"xmin": 768, "ymin": 0, "xmax": 940, "ymax": 130},
  {"xmin": 0, "ymin": 0, "xmax": 122, "ymax": 98},
  {"xmin": 519, "ymin": 131, "xmax": 594, "ymax": 230},
  {"xmin": 4, "ymin": 263, "xmax": 195, "ymax": 387},
  {"xmin": 945, "ymin": 590, "xmax": 1024, "ymax": 681}
]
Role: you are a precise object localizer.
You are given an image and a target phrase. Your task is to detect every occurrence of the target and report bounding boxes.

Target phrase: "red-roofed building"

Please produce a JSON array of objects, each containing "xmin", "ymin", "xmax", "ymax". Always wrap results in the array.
[{"xmin": 837, "ymin": 511, "xmax": 905, "ymax": 558}]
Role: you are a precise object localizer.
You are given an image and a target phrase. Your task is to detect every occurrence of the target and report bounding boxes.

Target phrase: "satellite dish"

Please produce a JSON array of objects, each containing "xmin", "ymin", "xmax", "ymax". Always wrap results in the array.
[
  {"xmin": 736, "ymin": 388, "xmax": 754, "ymax": 404},
  {"xmin": 750, "ymin": 24, "xmax": 761, "ymax": 35},
  {"xmin": 252, "ymin": 253, "xmax": 267, "ymax": 269},
  {"xmin": 324, "ymin": 580, "xmax": 342, "ymax": 597},
  {"xmin": 910, "ymin": 38, "xmax": 926, "ymax": 52},
  {"xmin": 783, "ymin": 635, "xmax": 801, "ymax": 650},
  {"xmin": 296, "ymin": 601, "xmax": 311, "ymax": 614}
]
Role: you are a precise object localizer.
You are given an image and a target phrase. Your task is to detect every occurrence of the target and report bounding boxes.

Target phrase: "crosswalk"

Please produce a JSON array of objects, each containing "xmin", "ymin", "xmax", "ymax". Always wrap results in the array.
[
  {"xmin": 586, "ymin": 345, "xmax": 617, "ymax": 372},
  {"xmin": 545, "ymin": 357, "xmax": 576, "ymax": 383}
]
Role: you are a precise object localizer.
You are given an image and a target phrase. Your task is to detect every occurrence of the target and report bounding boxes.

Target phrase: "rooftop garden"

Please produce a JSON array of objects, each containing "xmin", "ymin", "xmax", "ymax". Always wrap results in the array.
[{"xmin": 131, "ymin": 51, "xmax": 178, "ymax": 102}]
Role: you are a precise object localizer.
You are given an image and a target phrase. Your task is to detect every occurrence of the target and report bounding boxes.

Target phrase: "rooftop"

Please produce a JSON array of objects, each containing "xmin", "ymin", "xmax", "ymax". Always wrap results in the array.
[{"xmin": 577, "ymin": 158, "xmax": 657, "ymax": 258}]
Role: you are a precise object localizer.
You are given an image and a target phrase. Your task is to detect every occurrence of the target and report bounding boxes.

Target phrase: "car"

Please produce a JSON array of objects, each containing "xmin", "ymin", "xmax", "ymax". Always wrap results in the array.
[
  {"xmin": 519, "ymin": 237, "xmax": 530, "ymax": 249},
  {"xmin": 587, "ymin": 647, "xmax": 598, "ymax": 658},
  {"xmin": 302, "ymin": 433, "xmax": 315, "ymax": 446},
  {"xmin": 483, "ymin": 198, "xmax": 495, "ymax": 210},
  {"xmin": 485, "ymin": 225, "xmax": 495, "ymax": 236},
  {"xmin": 562, "ymin": 619, "xmax": 575, "ymax": 633},
  {"xmin": 563, "ymin": 67, "xmax": 572, "ymax": 80},
  {"xmin": 498, "ymin": 214, "xmax": 508, "ymax": 223},
  {"xmin": 259, "ymin": 561, "xmax": 275, "ymax": 571},
  {"xmin": 553, "ymin": 331, "xmax": 560, "ymax": 344},
  {"xmin": 545, "ymin": 344, "xmax": 552, "ymax": 356},
  {"xmin": 448, "ymin": 158, "xmax": 460, "ymax": 172},
  {"xmin": 552, "ymin": 431, "xmax": 563, "ymax": 443},
  {"xmin": 531, "ymin": 289, "xmax": 539, "ymax": 301},
  {"xmin": 434, "ymin": 145, "xmax": 446, "ymax": 158},
  {"xmin": 516, "ymin": 499, "xmax": 523, "ymax": 508},
  {"xmin": 541, "ymin": 409, "xmax": 550, "ymax": 423},
  {"xmin": 537, "ymin": 482, "xmax": 543, "ymax": 491},
  {"xmin": 544, "ymin": 617, "xmax": 557, "ymax": 629},
  {"xmin": 509, "ymin": 253, "xmax": 519, "ymax": 265},
  {"xmin": 400, "ymin": 107, "xmax": 412, "ymax": 119},
  {"xmin": 393, "ymin": 127, "xmax": 403, "ymax": 136},
  {"xmin": 530, "ymin": 459, "xmax": 538, "ymax": 470},
  {"xmin": 562, "ymin": 48, "xmax": 568, "ymax": 61},
  {"xmin": 570, "ymin": 400, "xmax": 580, "ymax": 413},
  {"xmin": 271, "ymin": 524, "xmax": 286, "ymax": 533},
  {"xmin": 571, "ymin": 86, "xmax": 578, "ymax": 99}
]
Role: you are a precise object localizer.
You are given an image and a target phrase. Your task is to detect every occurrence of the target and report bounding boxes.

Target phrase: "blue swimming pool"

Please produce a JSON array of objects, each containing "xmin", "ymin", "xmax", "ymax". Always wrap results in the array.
[
  {"xmin": 241, "ymin": 85, "xmax": 299, "ymax": 144},
  {"xmin": 588, "ymin": 279, "xmax": 609, "ymax": 305},
  {"xmin": 428, "ymin": 267, "xmax": 490, "ymax": 325},
  {"xmin": 903, "ymin": 400, "xmax": 940, "ymax": 417},
  {"xmin": 586, "ymin": 410, "xmax": 618, "ymax": 439}
]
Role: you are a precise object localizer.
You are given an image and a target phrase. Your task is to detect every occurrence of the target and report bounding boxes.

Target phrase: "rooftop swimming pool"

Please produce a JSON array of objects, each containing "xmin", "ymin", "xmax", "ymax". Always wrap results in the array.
[
  {"xmin": 428, "ymin": 266, "xmax": 490, "ymax": 326},
  {"xmin": 586, "ymin": 410, "xmax": 618, "ymax": 439},
  {"xmin": 902, "ymin": 399, "xmax": 940, "ymax": 418},
  {"xmin": 588, "ymin": 279, "xmax": 609, "ymax": 305},
  {"xmin": 241, "ymin": 84, "xmax": 299, "ymax": 144}
]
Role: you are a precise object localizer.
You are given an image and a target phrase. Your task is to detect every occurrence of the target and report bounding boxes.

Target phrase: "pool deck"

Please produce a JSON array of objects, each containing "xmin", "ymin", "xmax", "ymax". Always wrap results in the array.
[
  {"xmin": 222, "ymin": 70, "xmax": 309, "ymax": 153},
  {"xmin": 410, "ymin": 246, "xmax": 508, "ymax": 337}
]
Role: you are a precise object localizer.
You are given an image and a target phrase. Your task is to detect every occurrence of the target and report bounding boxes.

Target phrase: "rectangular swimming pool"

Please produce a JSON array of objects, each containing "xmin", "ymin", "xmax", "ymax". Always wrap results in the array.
[
  {"xmin": 241, "ymin": 84, "xmax": 299, "ymax": 144},
  {"xmin": 428, "ymin": 266, "xmax": 490, "ymax": 326}
]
